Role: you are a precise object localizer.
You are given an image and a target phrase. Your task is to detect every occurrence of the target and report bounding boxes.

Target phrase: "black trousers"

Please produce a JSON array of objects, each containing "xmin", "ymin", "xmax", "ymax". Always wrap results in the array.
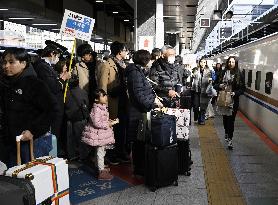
[{"xmin": 223, "ymin": 106, "xmax": 238, "ymax": 139}]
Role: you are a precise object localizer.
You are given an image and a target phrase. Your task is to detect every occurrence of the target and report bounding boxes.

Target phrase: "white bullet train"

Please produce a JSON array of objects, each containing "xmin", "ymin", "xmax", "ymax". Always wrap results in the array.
[{"xmin": 209, "ymin": 32, "xmax": 278, "ymax": 145}]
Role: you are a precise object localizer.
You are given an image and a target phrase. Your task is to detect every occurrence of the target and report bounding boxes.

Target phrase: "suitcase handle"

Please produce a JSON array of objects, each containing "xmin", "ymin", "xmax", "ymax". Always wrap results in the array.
[{"xmin": 16, "ymin": 135, "xmax": 35, "ymax": 166}]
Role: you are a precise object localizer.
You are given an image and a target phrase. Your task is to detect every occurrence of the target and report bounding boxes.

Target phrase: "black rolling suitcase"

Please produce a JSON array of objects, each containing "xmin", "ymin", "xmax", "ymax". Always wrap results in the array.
[
  {"xmin": 0, "ymin": 175, "xmax": 35, "ymax": 205},
  {"xmin": 145, "ymin": 144, "xmax": 178, "ymax": 191},
  {"xmin": 177, "ymin": 140, "xmax": 192, "ymax": 176},
  {"xmin": 150, "ymin": 112, "xmax": 177, "ymax": 147}
]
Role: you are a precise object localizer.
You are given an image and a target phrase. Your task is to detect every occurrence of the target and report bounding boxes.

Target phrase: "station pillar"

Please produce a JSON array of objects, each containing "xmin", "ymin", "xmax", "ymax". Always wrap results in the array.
[{"xmin": 134, "ymin": 0, "xmax": 164, "ymax": 51}]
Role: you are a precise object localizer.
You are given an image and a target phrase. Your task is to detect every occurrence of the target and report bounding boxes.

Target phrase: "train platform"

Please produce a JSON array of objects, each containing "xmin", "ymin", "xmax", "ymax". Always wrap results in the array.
[{"xmin": 68, "ymin": 112, "xmax": 278, "ymax": 205}]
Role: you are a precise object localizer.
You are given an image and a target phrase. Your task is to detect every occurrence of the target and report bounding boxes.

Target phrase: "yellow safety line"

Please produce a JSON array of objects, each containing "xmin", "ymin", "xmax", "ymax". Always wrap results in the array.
[{"xmin": 197, "ymin": 120, "xmax": 246, "ymax": 205}]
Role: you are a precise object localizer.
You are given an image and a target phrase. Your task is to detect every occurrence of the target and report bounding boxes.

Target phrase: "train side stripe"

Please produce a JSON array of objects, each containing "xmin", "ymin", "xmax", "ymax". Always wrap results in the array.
[
  {"xmin": 244, "ymin": 93, "xmax": 278, "ymax": 115},
  {"xmin": 238, "ymin": 112, "xmax": 278, "ymax": 154},
  {"xmin": 245, "ymin": 88, "xmax": 278, "ymax": 108}
]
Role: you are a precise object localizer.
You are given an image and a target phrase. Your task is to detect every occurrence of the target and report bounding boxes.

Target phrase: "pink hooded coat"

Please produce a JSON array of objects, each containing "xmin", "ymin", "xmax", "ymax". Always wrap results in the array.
[{"xmin": 82, "ymin": 103, "xmax": 115, "ymax": 147}]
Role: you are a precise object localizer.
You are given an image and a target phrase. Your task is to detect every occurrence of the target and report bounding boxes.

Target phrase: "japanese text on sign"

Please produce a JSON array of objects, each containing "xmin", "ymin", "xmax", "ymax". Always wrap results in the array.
[{"xmin": 60, "ymin": 9, "xmax": 95, "ymax": 41}]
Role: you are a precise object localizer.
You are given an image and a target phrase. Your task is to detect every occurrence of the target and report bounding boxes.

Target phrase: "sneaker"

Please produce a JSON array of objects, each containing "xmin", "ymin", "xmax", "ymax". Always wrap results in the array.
[
  {"xmin": 225, "ymin": 134, "xmax": 228, "ymax": 141},
  {"xmin": 198, "ymin": 121, "xmax": 205, "ymax": 125},
  {"xmin": 228, "ymin": 139, "xmax": 233, "ymax": 150},
  {"xmin": 98, "ymin": 170, "xmax": 113, "ymax": 180}
]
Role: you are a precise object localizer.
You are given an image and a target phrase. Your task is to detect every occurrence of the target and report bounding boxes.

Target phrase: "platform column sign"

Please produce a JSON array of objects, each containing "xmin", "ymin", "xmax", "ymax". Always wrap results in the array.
[
  {"xmin": 139, "ymin": 36, "xmax": 154, "ymax": 52},
  {"xmin": 60, "ymin": 9, "xmax": 95, "ymax": 102}
]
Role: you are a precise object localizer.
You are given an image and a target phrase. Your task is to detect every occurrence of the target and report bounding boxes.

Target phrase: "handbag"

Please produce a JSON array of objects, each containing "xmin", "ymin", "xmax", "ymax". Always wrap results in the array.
[
  {"xmin": 136, "ymin": 114, "xmax": 147, "ymax": 142},
  {"xmin": 165, "ymin": 108, "xmax": 190, "ymax": 140},
  {"xmin": 217, "ymin": 90, "xmax": 233, "ymax": 107},
  {"xmin": 206, "ymin": 83, "xmax": 217, "ymax": 97}
]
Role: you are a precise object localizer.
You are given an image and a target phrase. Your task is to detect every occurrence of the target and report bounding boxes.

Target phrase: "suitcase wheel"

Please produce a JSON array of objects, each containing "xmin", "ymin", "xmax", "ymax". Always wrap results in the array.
[
  {"xmin": 173, "ymin": 180, "xmax": 178, "ymax": 186},
  {"xmin": 150, "ymin": 186, "xmax": 157, "ymax": 192}
]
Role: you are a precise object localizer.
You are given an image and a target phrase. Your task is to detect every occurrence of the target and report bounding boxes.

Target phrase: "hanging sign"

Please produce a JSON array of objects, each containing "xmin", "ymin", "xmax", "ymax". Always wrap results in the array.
[
  {"xmin": 60, "ymin": 9, "xmax": 95, "ymax": 41},
  {"xmin": 139, "ymin": 36, "xmax": 154, "ymax": 52}
]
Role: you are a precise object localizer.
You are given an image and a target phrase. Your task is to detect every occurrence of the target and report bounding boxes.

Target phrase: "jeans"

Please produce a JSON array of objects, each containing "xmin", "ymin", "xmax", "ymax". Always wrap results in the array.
[{"xmin": 34, "ymin": 133, "xmax": 53, "ymax": 158}]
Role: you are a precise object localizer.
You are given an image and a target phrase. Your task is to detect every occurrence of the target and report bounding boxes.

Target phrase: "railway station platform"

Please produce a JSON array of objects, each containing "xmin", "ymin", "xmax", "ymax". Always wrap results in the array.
[{"xmin": 68, "ymin": 111, "xmax": 278, "ymax": 205}]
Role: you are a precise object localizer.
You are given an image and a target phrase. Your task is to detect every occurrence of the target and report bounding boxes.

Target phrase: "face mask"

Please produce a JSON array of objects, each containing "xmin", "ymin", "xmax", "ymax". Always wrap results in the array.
[
  {"xmin": 51, "ymin": 56, "xmax": 59, "ymax": 65},
  {"xmin": 167, "ymin": 56, "xmax": 175, "ymax": 64}
]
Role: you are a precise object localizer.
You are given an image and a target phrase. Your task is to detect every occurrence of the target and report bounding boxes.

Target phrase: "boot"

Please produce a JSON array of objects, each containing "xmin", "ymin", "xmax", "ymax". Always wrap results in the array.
[{"xmin": 98, "ymin": 169, "xmax": 113, "ymax": 180}]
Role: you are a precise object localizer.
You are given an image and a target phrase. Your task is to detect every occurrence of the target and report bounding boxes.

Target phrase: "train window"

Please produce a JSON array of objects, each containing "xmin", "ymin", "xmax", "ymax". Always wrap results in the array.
[
  {"xmin": 265, "ymin": 72, "xmax": 273, "ymax": 94},
  {"xmin": 247, "ymin": 70, "xmax": 252, "ymax": 87},
  {"xmin": 242, "ymin": 69, "xmax": 246, "ymax": 84},
  {"xmin": 255, "ymin": 71, "xmax": 261, "ymax": 91}
]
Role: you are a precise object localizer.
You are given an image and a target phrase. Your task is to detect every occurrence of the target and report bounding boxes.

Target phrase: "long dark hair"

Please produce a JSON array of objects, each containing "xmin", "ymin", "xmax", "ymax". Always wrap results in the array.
[
  {"xmin": 198, "ymin": 57, "xmax": 209, "ymax": 69},
  {"xmin": 225, "ymin": 56, "xmax": 241, "ymax": 85}
]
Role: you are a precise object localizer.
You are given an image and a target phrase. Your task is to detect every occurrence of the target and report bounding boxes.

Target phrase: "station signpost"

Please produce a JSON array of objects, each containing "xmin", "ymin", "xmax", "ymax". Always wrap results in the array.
[{"xmin": 60, "ymin": 9, "xmax": 95, "ymax": 102}]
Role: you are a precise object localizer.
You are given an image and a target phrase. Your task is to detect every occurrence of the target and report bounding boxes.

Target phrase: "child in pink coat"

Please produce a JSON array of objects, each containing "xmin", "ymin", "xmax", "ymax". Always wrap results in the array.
[{"xmin": 82, "ymin": 89, "xmax": 117, "ymax": 180}]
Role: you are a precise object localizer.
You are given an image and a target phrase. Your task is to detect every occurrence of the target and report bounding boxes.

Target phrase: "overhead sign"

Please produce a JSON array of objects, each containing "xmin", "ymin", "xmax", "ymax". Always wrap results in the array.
[
  {"xmin": 138, "ymin": 36, "xmax": 154, "ymax": 52},
  {"xmin": 60, "ymin": 9, "xmax": 95, "ymax": 41},
  {"xmin": 200, "ymin": 18, "xmax": 210, "ymax": 28}
]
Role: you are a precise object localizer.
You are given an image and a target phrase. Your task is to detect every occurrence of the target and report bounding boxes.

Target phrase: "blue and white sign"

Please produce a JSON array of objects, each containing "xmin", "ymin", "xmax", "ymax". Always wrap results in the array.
[{"xmin": 60, "ymin": 9, "xmax": 95, "ymax": 41}]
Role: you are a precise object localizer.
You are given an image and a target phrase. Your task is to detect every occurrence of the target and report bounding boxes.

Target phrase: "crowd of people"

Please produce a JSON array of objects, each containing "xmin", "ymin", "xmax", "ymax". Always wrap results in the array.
[{"xmin": 0, "ymin": 41, "xmax": 245, "ymax": 180}]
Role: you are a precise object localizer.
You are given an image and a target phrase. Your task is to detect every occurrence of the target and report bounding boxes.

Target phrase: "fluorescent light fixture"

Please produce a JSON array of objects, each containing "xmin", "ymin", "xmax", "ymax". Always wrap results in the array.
[
  {"xmin": 0, "ymin": 20, "xmax": 3, "ymax": 22},
  {"xmin": 9, "ymin": 17, "xmax": 34, "ymax": 20},
  {"xmin": 0, "ymin": 9, "xmax": 9, "ymax": 11},
  {"xmin": 96, "ymin": 0, "xmax": 103, "ymax": 2},
  {"xmin": 32, "ymin": 23, "xmax": 57, "ymax": 26},
  {"xmin": 163, "ymin": 15, "xmax": 178, "ymax": 18},
  {"xmin": 113, "ymin": 11, "xmax": 118, "ymax": 14},
  {"xmin": 95, "ymin": 37, "xmax": 103, "ymax": 40},
  {"xmin": 124, "ymin": 19, "xmax": 129, "ymax": 22}
]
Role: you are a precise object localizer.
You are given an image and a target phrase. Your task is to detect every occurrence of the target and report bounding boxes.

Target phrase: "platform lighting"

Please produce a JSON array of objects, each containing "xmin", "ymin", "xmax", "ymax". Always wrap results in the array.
[
  {"xmin": 124, "ymin": 19, "xmax": 129, "ymax": 22},
  {"xmin": 113, "ymin": 11, "xmax": 118, "ymax": 14},
  {"xmin": 95, "ymin": 0, "xmax": 103, "ymax": 2},
  {"xmin": 32, "ymin": 23, "xmax": 57, "ymax": 26},
  {"xmin": 9, "ymin": 17, "xmax": 34, "ymax": 20},
  {"xmin": 0, "ymin": 9, "xmax": 9, "ymax": 11}
]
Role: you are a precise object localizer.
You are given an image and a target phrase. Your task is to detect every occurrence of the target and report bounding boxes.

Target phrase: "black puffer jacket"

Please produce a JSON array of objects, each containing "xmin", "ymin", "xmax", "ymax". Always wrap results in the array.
[
  {"xmin": 125, "ymin": 64, "xmax": 156, "ymax": 142},
  {"xmin": 0, "ymin": 66, "xmax": 55, "ymax": 144},
  {"xmin": 126, "ymin": 64, "xmax": 156, "ymax": 113},
  {"xmin": 149, "ymin": 58, "xmax": 179, "ymax": 97},
  {"xmin": 65, "ymin": 84, "xmax": 89, "ymax": 122},
  {"xmin": 33, "ymin": 59, "xmax": 64, "ymax": 117}
]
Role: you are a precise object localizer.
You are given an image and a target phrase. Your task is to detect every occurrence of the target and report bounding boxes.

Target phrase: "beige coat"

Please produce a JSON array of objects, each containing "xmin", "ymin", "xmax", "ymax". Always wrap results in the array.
[
  {"xmin": 98, "ymin": 58, "xmax": 120, "ymax": 120},
  {"xmin": 74, "ymin": 62, "xmax": 89, "ymax": 94}
]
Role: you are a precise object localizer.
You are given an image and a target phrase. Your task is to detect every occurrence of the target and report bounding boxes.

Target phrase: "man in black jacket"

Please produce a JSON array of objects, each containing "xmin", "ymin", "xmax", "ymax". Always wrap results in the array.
[
  {"xmin": 0, "ymin": 48, "xmax": 55, "ymax": 167},
  {"xmin": 149, "ymin": 45, "xmax": 179, "ymax": 101},
  {"xmin": 33, "ymin": 41, "xmax": 69, "ymax": 156}
]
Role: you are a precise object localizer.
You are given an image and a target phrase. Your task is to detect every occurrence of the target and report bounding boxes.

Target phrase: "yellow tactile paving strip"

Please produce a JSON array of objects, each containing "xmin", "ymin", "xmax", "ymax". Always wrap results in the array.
[{"xmin": 197, "ymin": 120, "xmax": 246, "ymax": 205}]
